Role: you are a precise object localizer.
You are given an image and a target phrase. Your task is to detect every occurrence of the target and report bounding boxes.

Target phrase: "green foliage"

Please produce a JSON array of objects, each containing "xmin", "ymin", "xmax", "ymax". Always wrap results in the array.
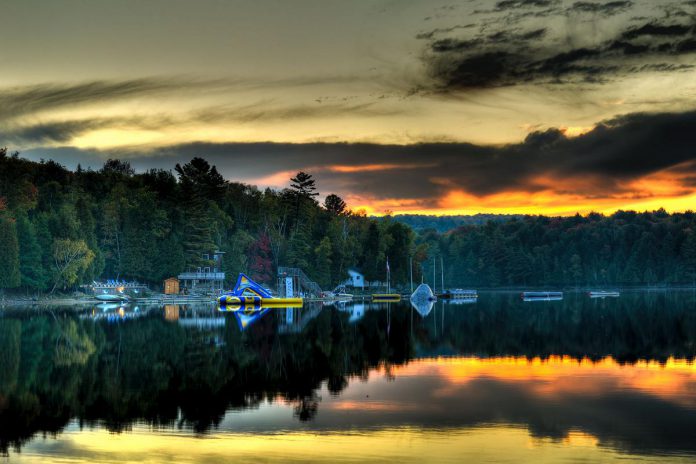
[
  {"xmin": 314, "ymin": 237, "xmax": 333, "ymax": 288},
  {"xmin": 429, "ymin": 211, "xmax": 696, "ymax": 287},
  {"xmin": 51, "ymin": 239, "xmax": 95, "ymax": 292},
  {"xmin": 15, "ymin": 213, "xmax": 48, "ymax": 290},
  {"xmin": 324, "ymin": 194, "xmax": 346, "ymax": 215},
  {"xmin": 0, "ymin": 217, "xmax": 21, "ymax": 288},
  {"xmin": 5, "ymin": 151, "xmax": 696, "ymax": 293}
]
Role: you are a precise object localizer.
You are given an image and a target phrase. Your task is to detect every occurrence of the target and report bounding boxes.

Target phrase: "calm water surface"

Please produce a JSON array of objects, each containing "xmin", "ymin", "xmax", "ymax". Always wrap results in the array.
[{"xmin": 1, "ymin": 291, "xmax": 695, "ymax": 463}]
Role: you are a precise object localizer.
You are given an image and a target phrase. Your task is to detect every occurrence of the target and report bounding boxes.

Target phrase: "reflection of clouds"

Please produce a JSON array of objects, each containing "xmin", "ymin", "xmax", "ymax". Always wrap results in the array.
[
  {"xmin": 306, "ymin": 356, "xmax": 696, "ymax": 457},
  {"xmin": 393, "ymin": 357, "xmax": 696, "ymax": 408}
]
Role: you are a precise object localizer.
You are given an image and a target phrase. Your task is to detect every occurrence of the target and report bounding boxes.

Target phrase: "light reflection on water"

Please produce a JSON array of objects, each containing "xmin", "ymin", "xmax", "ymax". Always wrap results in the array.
[{"xmin": 2, "ymin": 291, "xmax": 696, "ymax": 462}]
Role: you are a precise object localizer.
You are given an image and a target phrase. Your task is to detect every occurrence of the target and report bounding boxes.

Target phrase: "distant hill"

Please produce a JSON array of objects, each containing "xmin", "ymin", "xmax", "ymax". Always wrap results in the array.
[{"xmin": 388, "ymin": 214, "xmax": 524, "ymax": 233}]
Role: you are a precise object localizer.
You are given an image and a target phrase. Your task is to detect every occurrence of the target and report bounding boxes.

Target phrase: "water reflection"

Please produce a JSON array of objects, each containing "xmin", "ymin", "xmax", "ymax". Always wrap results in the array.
[{"xmin": 1, "ymin": 291, "xmax": 695, "ymax": 461}]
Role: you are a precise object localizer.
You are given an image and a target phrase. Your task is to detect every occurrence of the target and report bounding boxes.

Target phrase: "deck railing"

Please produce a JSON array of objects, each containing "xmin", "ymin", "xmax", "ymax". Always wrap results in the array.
[{"xmin": 177, "ymin": 272, "xmax": 225, "ymax": 281}]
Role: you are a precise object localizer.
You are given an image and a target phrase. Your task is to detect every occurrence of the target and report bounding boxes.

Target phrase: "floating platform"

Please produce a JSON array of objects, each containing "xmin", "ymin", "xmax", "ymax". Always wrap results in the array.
[
  {"xmin": 441, "ymin": 289, "xmax": 478, "ymax": 299},
  {"xmin": 218, "ymin": 296, "xmax": 303, "ymax": 307},
  {"xmin": 521, "ymin": 291, "xmax": 563, "ymax": 301},
  {"xmin": 443, "ymin": 297, "xmax": 477, "ymax": 305},
  {"xmin": 372, "ymin": 293, "xmax": 402, "ymax": 302},
  {"xmin": 588, "ymin": 291, "xmax": 620, "ymax": 298},
  {"xmin": 219, "ymin": 273, "xmax": 303, "ymax": 308}
]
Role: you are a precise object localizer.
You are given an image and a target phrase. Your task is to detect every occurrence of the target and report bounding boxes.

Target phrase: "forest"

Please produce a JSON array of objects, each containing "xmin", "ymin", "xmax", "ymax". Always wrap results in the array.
[
  {"xmin": 2, "ymin": 147, "xmax": 696, "ymax": 293},
  {"xmin": 0, "ymin": 148, "xmax": 417, "ymax": 293}
]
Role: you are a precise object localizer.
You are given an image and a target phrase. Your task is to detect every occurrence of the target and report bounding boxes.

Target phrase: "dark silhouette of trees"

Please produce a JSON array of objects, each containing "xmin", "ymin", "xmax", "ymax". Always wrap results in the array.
[{"xmin": 324, "ymin": 193, "xmax": 347, "ymax": 215}]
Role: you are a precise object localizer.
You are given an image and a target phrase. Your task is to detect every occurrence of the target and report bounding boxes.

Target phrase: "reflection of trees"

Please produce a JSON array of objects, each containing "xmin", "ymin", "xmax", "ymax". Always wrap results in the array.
[
  {"xmin": 417, "ymin": 293, "xmax": 696, "ymax": 362},
  {"xmin": 1, "ymin": 294, "xmax": 695, "ymax": 454},
  {"xmin": 293, "ymin": 394, "xmax": 319, "ymax": 422},
  {"xmin": 0, "ymin": 306, "xmax": 410, "ymax": 453}
]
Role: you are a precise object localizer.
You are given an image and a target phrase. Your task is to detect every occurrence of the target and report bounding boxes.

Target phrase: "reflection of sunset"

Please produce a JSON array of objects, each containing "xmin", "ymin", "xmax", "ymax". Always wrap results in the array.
[
  {"xmin": 17, "ymin": 423, "xmax": 692, "ymax": 464},
  {"xmin": 386, "ymin": 357, "xmax": 696, "ymax": 407}
]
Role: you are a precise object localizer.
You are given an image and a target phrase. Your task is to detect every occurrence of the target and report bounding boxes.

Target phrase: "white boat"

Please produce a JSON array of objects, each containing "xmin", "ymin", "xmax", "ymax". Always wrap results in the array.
[
  {"xmin": 95, "ymin": 293, "xmax": 130, "ymax": 302},
  {"xmin": 411, "ymin": 283, "xmax": 436, "ymax": 302}
]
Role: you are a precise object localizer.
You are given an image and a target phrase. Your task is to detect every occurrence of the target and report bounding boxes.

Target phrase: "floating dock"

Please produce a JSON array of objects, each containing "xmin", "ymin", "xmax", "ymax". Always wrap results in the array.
[
  {"xmin": 521, "ymin": 291, "xmax": 563, "ymax": 301},
  {"xmin": 218, "ymin": 295, "xmax": 303, "ymax": 307},
  {"xmin": 372, "ymin": 293, "xmax": 402, "ymax": 302},
  {"xmin": 441, "ymin": 289, "xmax": 478, "ymax": 299},
  {"xmin": 588, "ymin": 291, "xmax": 620, "ymax": 298},
  {"xmin": 218, "ymin": 273, "xmax": 304, "ymax": 308}
]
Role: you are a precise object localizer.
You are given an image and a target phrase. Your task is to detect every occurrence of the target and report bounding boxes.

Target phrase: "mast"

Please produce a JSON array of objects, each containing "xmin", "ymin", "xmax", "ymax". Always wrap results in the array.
[
  {"xmin": 432, "ymin": 256, "xmax": 436, "ymax": 293},
  {"xmin": 441, "ymin": 256, "xmax": 445, "ymax": 293},
  {"xmin": 409, "ymin": 256, "xmax": 413, "ymax": 293}
]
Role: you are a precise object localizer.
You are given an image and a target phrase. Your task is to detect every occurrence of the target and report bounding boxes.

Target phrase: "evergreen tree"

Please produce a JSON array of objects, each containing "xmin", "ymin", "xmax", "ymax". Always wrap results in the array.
[
  {"xmin": 314, "ymin": 237, "xmax": 333, "ymax": 288},
  {"xmin": 175, "ymin": 158, "xmax": 225, "ymax": 269},
  {"xmin": 16, "ymin": 213, "xmax": 48, "ymax": 290},
  {"xmin": 324, "ymin": 194, "xmax": 347, "ymax": 215},
  {"xmin": 681, "ymin": 231, "xmax": 696, "ymax": 285},
  {"xmin": 289, "ymin": 172, "xmax": 319, "ymax": 225},
  {"xmin": 0, "ymin": 217, "xmax": 21, "ymax": 289}
]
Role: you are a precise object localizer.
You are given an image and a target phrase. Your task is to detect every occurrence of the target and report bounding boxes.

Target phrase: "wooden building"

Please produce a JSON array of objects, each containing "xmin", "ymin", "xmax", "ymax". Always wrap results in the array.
[{"xmin": 164, "ymin": 277, "xmax": 180, "ymax": 295}]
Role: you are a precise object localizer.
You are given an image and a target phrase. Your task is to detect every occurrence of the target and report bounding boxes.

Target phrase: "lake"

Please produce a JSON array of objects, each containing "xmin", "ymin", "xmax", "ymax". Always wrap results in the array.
[{"xmin": 1, "ymin": 291, "xmax": 695, "ymax": 463}]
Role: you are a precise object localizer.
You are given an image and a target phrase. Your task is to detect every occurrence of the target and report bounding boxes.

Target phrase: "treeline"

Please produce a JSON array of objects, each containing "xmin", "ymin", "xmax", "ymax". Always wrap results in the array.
[
  {"xmin": 421, "ymin": 210, "xmax": 696, "ymax": 287},
  {"xmin": 392, "ymin": 213, "xmax": 523, "ymax": 233},
  {"xmin": 4, "ymin": 148, "xmax": 696, "ymax": 292},
  {"xmin": 0, "ymin": 148, "xmax": 417, "ymax": 293}
]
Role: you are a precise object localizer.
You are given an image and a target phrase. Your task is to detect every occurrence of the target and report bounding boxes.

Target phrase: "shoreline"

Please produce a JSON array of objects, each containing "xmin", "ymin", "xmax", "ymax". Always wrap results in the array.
[{"xmin": 3, "ymin": 285, "xmax": 696, "ymax": 309}]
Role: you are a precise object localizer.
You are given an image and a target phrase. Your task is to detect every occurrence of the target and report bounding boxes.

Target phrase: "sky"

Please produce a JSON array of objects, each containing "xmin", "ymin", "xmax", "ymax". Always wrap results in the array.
[{"xmin": 2, "ymin": 0, "xmax": 696, "ymax": 215}]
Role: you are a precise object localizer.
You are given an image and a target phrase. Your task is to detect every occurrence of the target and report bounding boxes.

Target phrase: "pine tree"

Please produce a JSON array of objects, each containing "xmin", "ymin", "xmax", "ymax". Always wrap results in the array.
[
  {"xmin": 289, "ymin": 172, "xmax": 319, "ymax": 225},
  {"xmin": 324, "ymin": 194, "xmax": 347, "ymax": 215},
  {"xmin": 175, "ymin": 158, "xmax": 225, "ymax": 269}
]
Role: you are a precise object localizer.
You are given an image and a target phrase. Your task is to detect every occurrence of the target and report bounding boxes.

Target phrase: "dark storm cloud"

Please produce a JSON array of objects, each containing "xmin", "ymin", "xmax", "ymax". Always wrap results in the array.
[
  {"xmin": 568, "ymin": 1, "xmax": 633, "ymax": 15},
  {"xmin": 415, "ymin": 24, "xmax": 475, "ymax": 40},
  {"xmin": 421, "ymin": 1, "xmax": 696, "ymax": 91},
  {"xmin": 494, "ymin": 0, "xmax": 559, "ymax": 11},
  {"xmin": 20, "ymin": 109, "xmax": 696, "ymax": 206}
]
